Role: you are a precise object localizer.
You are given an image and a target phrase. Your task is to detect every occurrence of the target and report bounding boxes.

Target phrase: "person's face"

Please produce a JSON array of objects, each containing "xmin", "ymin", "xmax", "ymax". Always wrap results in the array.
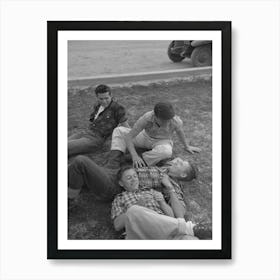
[
  {"xmin": 166, "ymin": 157, "xmax": 190, "ymax": 179},
  {"xmin": 119, "ymin": 168, "xmax": 139, "ymax": 192},
  {"xmin": 96, "ymin": 92, "xmax": 112, "ymax": 108}
]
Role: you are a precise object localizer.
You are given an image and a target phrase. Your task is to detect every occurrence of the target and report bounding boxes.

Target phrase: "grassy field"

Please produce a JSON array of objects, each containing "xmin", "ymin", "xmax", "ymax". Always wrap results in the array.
[{"xmin": 68, "ymin": 79, "xmax": 212, "ymax": 239}]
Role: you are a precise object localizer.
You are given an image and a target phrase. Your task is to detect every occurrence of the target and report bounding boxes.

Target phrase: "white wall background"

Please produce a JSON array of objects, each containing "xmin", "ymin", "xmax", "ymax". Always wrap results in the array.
[{"xmin": 0, "ymin": 0, "xmax": 279, "ymax": 280}]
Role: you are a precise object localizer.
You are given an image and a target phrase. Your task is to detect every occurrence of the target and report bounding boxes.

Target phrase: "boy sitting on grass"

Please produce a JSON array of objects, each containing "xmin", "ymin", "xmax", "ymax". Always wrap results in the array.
[
  {"xmin": 68, "ymin": 84, "xmax": 129, "ymax": 158},
  {"xmin": 112, "ymin": 102, "xmax": 201, "ymax": 167}
]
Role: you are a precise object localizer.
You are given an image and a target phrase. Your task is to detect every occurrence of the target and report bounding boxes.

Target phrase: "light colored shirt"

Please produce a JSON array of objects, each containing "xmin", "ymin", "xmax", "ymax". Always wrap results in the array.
[
  {"xmin": 132, "ymin": 111, "xmax": 183, "ymax": 140},
  {"xmin": 94, "ymin": 105, "xmax": 105, "ymax": 120}
]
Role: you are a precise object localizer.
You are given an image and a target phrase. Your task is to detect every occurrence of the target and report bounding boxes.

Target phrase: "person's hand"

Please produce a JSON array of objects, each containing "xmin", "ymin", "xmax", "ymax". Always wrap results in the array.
[
  {"xmin": 132, "ymin": 154, "xmax": 146, "ymax": 168},
  {"xmin": 153, "ymin": 191, "xmax": 165, "ymax": 202},
  {"xmin": 136, "ymin": 193, "xmax": 153, "ymax": 207},
  {"xmin": 184, "ymin": 145, "xmax": 201, "ymax": 154},
  {"xmin": 161, "ymin": 174, "xmax": 176, "ymax": 193},
  {"xmin": 161, "ymin": 174, "xmax": 173, "ymax": 189}
]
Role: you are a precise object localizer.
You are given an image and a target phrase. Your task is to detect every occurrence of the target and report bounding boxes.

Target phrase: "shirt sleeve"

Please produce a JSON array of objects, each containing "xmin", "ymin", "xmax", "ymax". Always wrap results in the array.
[
  {"xmin": 114, "ymin": 104, "xmax": 128, "ymax": 124},
  {"xmin": 111, "ymin": 195, "xmax": 125, "ymax": 220}
]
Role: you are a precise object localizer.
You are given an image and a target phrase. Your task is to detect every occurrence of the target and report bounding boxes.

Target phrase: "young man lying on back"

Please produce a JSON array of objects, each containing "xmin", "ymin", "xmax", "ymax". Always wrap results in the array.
[{"xmin": 111, "ymin": 166, "xmax": 211, "ymax": 240}]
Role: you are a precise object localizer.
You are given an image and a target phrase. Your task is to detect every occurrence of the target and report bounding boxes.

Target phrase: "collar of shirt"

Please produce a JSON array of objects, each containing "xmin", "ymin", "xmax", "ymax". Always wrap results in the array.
[
  {"xmin": 94, "ymin": 105, "xmax": 105, "ymax": 120},
  {"xmin": 92, "ymin": 99, "xmax": 115, "ymax": 121}
]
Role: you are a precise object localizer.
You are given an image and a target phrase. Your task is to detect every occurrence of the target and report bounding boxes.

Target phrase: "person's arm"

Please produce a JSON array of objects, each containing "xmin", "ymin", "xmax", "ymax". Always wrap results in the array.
[
  {"xmin": 161, "ymin": 174, "xmax": 186, "ymax": 218},
  {"xmin": 113, "ymin": 213, "xmax": 127, "ymax": 231},
  {"xmin": 124, "ymin": 114, "xmax": 150, "ymax": 168},
  {"xmin": 175, "ymin": 126, "xmax": 201, "ymax": 154},
  {"xmin": 153, "ymin": 191, "xmax": 174, "ymax": 217},
  {"xmin": 167, "ymin": 190, "xmax": 186, "ymax": 218},
  {"xmin": 111, "ymin": 195, "xmax": 127, "ymax": 231},
  {"xmin": 125, "ymin": 128, "xmax": 146, "ymax": 167}
]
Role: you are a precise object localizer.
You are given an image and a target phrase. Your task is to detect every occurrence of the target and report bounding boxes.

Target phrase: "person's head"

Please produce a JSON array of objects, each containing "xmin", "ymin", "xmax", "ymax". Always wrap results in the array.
[
  {"xmin": 154, "ymin": 102, "xmax": 175, "ymax": 123},
  {"xmin": 117, "ymin": 165, "xmax": 139, "ymax": 192},
  {"xmin": 166, "ymin": 157, "xmax": 197, "ymax": 181},
  {"xmin": 95, "ymin": 84, "xmax": 112, "ymax": 108}
]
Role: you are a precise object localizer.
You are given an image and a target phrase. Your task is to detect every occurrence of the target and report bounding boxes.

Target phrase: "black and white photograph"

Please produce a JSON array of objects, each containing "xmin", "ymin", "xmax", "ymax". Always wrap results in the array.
[
  {"xmin": 67, "ymin": 40, "xmax": 213, "ymax": 241},
  {"xmin": 48, "ymin": 21, "xmax": 231, "ymax": 259},
  {"xmin": 2, "ymin": 0, "xmax": 280, "ymax": 278}
]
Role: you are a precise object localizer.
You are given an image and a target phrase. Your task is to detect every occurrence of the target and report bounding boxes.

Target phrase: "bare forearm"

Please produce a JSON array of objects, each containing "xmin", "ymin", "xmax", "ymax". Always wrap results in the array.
[
  {"xmin": 158, "ymin": 201, "xmax": 174, "ymax": 217},
  {"xmin": 125, "ymin": 134, "xmax": 138, "ymax": 157},
  {"xmin": 176, "ymin": 129, "xmax": 189, "ymax": 148},
  {"xmin": 168, "ymin": 191, "xmax": 186, "ymax": 218},
  {"xmin": 161, "ymin": 174, "xmax": 186, "ymax": 218}
]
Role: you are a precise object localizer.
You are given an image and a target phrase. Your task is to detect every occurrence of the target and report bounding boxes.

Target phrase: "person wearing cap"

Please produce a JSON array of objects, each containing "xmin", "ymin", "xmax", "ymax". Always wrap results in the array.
[
  {"xmin": 110, "ymin": 102, "xmax": 201, "ymax": 167},
  {"xmin": 68, "ymin": 84, "xmax": 129, "ymax": 158}
]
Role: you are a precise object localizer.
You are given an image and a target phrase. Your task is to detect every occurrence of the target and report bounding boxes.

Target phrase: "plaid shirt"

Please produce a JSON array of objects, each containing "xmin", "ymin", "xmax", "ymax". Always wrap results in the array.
[
  {"xmin": 111, "ymin": 189, "xmax": 164, "ymax": 220},
  {"xmin": 111, "ymin": 166, "xmax": 186, "ymax": 220},
  {"xmin": 136, "ymin": 166, "xmax": 185, "ymax": 207},
  {"xmin": 89, "ymin": 100, "xmax": 127, "ymax": 138}
]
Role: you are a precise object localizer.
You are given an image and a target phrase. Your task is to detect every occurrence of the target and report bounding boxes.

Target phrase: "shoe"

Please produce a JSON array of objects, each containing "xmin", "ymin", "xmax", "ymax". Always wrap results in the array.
[{"xmin": 193, "ymin": 222, "xmax": 212, "ymax": 240}]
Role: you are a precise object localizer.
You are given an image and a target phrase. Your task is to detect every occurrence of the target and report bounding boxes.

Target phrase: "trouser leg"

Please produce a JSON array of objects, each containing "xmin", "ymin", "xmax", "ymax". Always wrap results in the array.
[
  {"xmin": 104, "ymin": 150, "xmax": 124, "ymax": 169},
  {"xmin": 68, "ymin": 155, "xmax": 121, "ymax": 201},
  {"xmin": 142, "ymin": 142, "xmax": 173, "ymax": 166},
  {"xmin": 68, "ymin": 135, "xmax": 104, "ymax": 158},
  {"xmin": 110, "ymin": 127, "xmax": 131, "ymax": 152},
  {"xmin": 125, "ymin": 205, "xmax": 196, "ymax": 240},
  {"xmin": 132, "ymin": 130, "xmax": 153, "ymax": 149},
  {"xmin": 111, "ymin": 127, "xmax": 153, "ymax": 152},
  {"xmin": 134, "ymin": 133, "xmax": 173, "ymax": 166},
  {"xmin": 68, "ymin": 132, "xmax": 83, "ymax": 140},
  {"xmin": 111, "ymin": 127, "xmax": 173, "ymax": 166}
]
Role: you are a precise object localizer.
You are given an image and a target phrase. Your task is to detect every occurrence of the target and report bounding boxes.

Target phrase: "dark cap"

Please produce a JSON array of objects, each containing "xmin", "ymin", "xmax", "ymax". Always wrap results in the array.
[{"xmin": 154, "ymin": 102, "xmax": 175, "ymax": 120}]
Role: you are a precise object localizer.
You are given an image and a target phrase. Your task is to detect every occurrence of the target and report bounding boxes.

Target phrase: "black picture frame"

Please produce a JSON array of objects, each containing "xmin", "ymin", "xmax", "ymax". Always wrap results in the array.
[{"xmin": 47, "ymin": 21, "xmax": 231, "ymax": 259}]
